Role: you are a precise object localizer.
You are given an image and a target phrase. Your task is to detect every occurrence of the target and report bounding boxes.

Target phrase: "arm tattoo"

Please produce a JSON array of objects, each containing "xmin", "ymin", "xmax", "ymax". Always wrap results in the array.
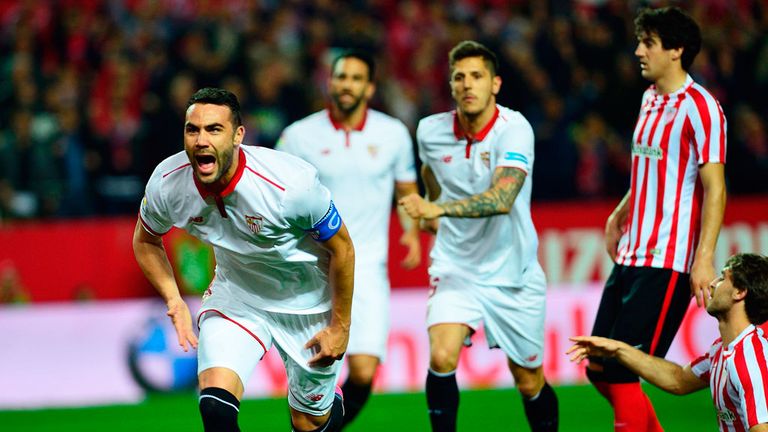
[{"xmin": 439, "ymin": 167, "xmax": 526, "ymax": 218}]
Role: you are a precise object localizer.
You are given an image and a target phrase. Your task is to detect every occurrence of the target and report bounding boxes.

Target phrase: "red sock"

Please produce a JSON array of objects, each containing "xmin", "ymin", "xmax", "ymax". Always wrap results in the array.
[
  {"xmin": 642, "ymin": 392, "xmax": 664, "ymax": 432},
  {"xmin": 592, "ymin": 382, "xmax": 663, "ymax": 431}
]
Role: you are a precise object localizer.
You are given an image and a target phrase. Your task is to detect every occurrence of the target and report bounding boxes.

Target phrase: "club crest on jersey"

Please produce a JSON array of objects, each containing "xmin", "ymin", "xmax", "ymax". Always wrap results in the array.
[
  {"xmin": 442, "ymin": 155, "xmax": 453, "ymax": 164},
  {"xmin": 245, "ymin": 214, "xmax": 264, "ymax": 234},
  {"xmin": 320, "ymin": 148, "xmax": 331, "ymax": 156},
  {"xmin": 480, "ymin": 151, "xmax": 490, "ymax": 168},
  {"xmin": 367, "ymin": 144, "xmax": 379, "ymax": 158}
]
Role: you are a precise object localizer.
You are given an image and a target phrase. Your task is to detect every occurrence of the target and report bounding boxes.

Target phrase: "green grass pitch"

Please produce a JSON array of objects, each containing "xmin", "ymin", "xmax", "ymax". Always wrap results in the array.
[{"xmin": 0, "ymin": 384, "xmax": 715, "ymax": 431}]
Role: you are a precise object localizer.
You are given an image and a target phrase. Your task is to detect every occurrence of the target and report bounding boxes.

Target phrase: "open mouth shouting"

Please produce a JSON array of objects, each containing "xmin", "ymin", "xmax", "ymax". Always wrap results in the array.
[{"xmin": 194, "ymin": 153, "xmax": 217, "ymax": 178}]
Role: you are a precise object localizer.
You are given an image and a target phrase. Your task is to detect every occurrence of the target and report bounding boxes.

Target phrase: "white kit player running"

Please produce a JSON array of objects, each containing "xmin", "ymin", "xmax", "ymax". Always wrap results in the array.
[
  {"xmin": 570, "ymin": 253, "xmax": 768, "ymax": 432},
  {"xmin": 399, "ymin": 40, "xmax": 558, "ymax": 432},
  {"xmin": 133, "ymin": 88, "xmax": 355, "ymax": 432},
  {"xmin": 278, "ymin": 49, "xmax": 420, "ymax": 428}
]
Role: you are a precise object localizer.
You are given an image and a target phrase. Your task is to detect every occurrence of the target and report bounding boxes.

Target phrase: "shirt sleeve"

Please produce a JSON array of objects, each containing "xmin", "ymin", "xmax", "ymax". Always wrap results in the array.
[
  {"xmin": 139, "ymin": 169, "xmax": 173, "ymax": 236},
  {"xmin": 494, "ymin": 116, "xmax": 534, "ymax": 174},
  {"xmin": 394, "ymin": 122, "xmax": 417, "ymax": 183},
  {"xmin": 275, "ymin": 124, "xmax": 299, "ymax": 156},
  {"xmin": 735, "ymin": 331, "xmax": 768, "ymax": 428},
  {"xmin": 687, "ymin": 90, "xmax": 727, "ymax": 165},
  {"xmin": 688, "ymin": 350, "xmax": 712, "ymax": 382},
  {"xmin": 283, "ymin": 166, "xmax": 341, "ymax": 241}
]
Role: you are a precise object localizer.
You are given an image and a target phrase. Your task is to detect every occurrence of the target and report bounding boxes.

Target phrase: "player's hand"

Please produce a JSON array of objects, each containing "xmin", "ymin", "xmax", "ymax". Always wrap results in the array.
[
  {"xmin": 398, "ymin": 194, "xmax": 443, "ymax": 220},
  {"xmin": 604, "ymin": 213, "xmax": 624, "ymax": 261},
  {"xmin": 399, "ymin": 231, "xmax": 421, "ymax": 269},
  {"xmin": 566, "ymin": 336, "xmax": 625, "ymax": 363},
  {"xmin": 690, "ymin": 259, "xmax": 715, "ymax": 308},
  {"xmin": 305, "ymin": 323, "xmax": 349, "ymax": 368},
  {"xmin": 166, "ymin": 297, "xmax": 198, "ymax": 352}
]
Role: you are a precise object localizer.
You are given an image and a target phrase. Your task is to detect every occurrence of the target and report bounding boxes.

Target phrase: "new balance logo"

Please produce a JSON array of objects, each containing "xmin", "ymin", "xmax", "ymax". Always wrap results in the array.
[
  {"xmin": 306, "ymin": 393, "xmax": 324, "ymax": 402},
  {"xmin": 188, "ymin": 216, "xmax": 204, "ymax": 224}
]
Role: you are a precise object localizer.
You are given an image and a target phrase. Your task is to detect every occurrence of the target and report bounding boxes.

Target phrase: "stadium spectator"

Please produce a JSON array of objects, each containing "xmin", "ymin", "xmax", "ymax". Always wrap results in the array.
[
  {"xmin": 399, "ymin": 40, "xmax": 558, "ymax": 432},
  {"xmin": 133, "ymin": 87, "xmax": 354, "ymax": 431},
  {"xmin": 278, "ymin": 49, "xmax": 421, "ymax": 428},
  {"xmin": 588, "ymin": 7, "xmax": 727, "ymax": 431},
  {"xmin": 569, "ymin": 252, "xmax": 768, "ymax": 432},
  {"xmin": 0, "ymin": 0, "xmax": 767, "ymax": 219}
]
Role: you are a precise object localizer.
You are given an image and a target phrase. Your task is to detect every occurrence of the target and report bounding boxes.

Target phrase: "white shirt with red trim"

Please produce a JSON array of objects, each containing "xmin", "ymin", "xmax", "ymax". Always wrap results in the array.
[
  {"xmin": 416, "ymin": 105, "xmax": 539, "ymax": 287},
  {"xmin": 277, "ymin": 109, "xmax": 416, "ymax": 266},
  {"xmin": 616, "ymin": 74, "xmax": 727, "ymax": 273},
  {"xmin": 140, "ymin": 145, "xmax": 336, "ymax": 314},
  {"xmin": 689, "ymin": 325, "xmax": 768, "ymax": 432}
]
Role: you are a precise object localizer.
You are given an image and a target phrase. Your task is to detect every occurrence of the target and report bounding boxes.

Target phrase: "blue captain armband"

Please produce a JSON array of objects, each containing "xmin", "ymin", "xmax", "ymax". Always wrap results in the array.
[{"xmin": 308, "ymin": 201, "xmax": 342, "ymax": 241}]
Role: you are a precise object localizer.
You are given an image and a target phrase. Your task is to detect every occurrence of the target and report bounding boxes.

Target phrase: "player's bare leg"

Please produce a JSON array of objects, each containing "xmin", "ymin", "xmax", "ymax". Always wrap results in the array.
[
  {"xmin": 508, "ymin": 360, "xmax": 559, "ymax": 432},
  {"xmin": 426, "ymin": 323, "xmax": 470, "ymax": 432},
  {"xmin": 198, "ymin": 367, "xmax": 244, "ymax": 432},
  {"xmin": 340, "ymin": 354, "xmax": 379, "ymax": 428}
]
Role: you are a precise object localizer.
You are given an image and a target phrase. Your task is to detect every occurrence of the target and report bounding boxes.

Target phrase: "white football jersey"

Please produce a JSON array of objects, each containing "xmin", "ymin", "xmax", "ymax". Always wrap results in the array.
[
  {"xmin": 140, "ymin": 145, "xmax": 338, "ymax": 314},
  {"xmin": 277, "ymin": 109, "xmax": 416, "ymax": 265},
  {"xmin": 417, "ymin": 105, "xmax": 540, "ymax": 287}
]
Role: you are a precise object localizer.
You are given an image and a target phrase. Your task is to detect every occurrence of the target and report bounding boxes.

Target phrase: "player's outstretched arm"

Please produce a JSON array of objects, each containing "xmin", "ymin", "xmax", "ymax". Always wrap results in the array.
[
  {"xmin": 399, "ymin": 166, "xmax": 525, "ymax": 220},
  {"xmin": 306, "ymin": 222, "xmax": 354, "ymax": 368},
  {"xmin": 132, "ymin": 219, "xmax": 198, "ymax": 352},
  {"xmin": 395, "ymin": 181, "xmax": 422, "ymax": 269},
  {"xmin": 750, "ymin": 423, "xmax": 768, "ymax": 432},
  {"xmin": 605, "ymin": 191, "xmax": 630, "ymax": 261},
  {"xmin": 690, "ymin": 162, "xmax": 726, "ymax": 308},
  {"xmin": 567, "ymin": 336, "xmax": 707, "ymax": 395}
]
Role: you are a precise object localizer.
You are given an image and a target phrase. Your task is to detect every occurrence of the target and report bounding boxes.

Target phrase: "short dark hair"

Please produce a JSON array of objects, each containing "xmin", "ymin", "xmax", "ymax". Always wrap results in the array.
[
  {"xmin": 448, "ymin": 40, "xmax": 499, "ymax": 77},
  {"xmin": 634, "ymin": 7, "xmax": 701, "ymax": 71},
  {"xmin": 331, "ymin": 49, "xmax": 376, "ymax": 81},
  {"xmin": 726, "ymin": 253, "xmax": 768, "ymax": 325},
  {"xmin": 186, "ymin": 87, "xmax": 242, "ymax": 127}
]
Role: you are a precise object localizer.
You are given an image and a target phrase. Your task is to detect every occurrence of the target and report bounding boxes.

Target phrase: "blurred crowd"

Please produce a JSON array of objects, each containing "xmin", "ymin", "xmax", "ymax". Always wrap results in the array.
[{"xmin": 1, "ymin": 0, "xmax": 767, "ymax": 219}]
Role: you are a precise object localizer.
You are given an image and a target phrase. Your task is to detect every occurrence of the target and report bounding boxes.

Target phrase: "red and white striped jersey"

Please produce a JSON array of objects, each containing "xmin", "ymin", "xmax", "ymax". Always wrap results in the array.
[
  {"xmin": 616, "ymin": 75, "xmax": 727, "ymax": 273},
  {"xmin": 690, "ymin": 325, "xmax": 768, "ymax": 432}
]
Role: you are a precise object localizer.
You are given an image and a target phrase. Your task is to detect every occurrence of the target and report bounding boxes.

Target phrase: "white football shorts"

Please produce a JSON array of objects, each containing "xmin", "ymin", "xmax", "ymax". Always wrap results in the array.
[
  {"xmin": 197, "ymin": 298, "xmax": 342, "ymax": 416},
  {"xmin": 426, "ymin": 261, "xmax": 547, "ymax": 369},
  {"xmin": 346, "ymin": 262, "xmax": 390, "ymax": 360}
]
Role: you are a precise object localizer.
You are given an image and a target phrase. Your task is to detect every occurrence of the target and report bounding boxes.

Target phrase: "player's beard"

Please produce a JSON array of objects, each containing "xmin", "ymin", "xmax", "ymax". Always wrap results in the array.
[
  {"xmin": 331, "ymin": 91, "xmax": 365, "ymax": 115},
  {"xmin": 191, "ymin": 144, "xmax": 235, "ymax": 186}
]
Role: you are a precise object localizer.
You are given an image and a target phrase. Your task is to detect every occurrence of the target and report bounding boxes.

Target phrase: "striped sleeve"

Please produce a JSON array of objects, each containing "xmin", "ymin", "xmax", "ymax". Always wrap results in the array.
[
  {"xmin": 733, "ymin": 331, "xmax": 768, "ymax": 428},
  {"xmin": 686, "ymin": 85, "xmax": 727, "ymax": 165},
  {"xmin": 689, "ymin": 341, "xmax": 717, "ymax": 381}
]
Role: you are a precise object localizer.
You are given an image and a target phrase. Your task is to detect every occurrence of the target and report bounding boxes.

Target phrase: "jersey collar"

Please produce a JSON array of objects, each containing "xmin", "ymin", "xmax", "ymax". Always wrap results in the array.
[
  {"xmin": 327, "ymin": 108, "xmax": 368, "ymax": 131},
  {"xmin": 193, "ymin": 147, "xmax": 246, "ymax": 199},
  {"xmin": 453, "ymin": 106, "xmax": 500, "ymax": 142},
  {"xmin": 724, "ymin": 324, "xmax": 757, "ymax": 354}
]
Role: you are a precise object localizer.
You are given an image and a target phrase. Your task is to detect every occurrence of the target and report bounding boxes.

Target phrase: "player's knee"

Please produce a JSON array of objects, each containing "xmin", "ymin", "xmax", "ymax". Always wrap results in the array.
[
  {"xmin": 516, "ymin": 377, "xmax": 545, "ymax": 398},
  {"xmin": 346, "ymin": 356, "xmax": 379, "ymax": 385},
  {"xmin": 346, "ymin": 367, "xmax": 375, "ymax": 385},
  {"xmin": 430, "ymin": 348, "xmax": 459, "ymax": 373}
]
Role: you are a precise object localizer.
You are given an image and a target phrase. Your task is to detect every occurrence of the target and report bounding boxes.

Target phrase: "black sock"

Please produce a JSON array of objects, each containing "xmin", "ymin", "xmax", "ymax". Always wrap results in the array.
[
  {"xmin": 522, "ymin": 382, "xmax": 559, "ymax": 432},
  {"xmin": 340, "ymin": 379, "xmax": 372, "ymax": 427},
  {"xmin": 199, "ymin": 387, "xmax": 241, "ymax": 432},
  {"xmin": 426, "ymin": 369, "xmax": 459, "ymax": 432}
]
